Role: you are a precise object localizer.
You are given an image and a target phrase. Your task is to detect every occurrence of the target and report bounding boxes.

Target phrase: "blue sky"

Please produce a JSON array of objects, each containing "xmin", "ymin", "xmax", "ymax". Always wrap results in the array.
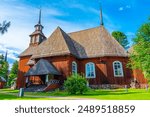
[{"xmin": 0, "ymin": 0, "xmax": 150, "ymax": 67}]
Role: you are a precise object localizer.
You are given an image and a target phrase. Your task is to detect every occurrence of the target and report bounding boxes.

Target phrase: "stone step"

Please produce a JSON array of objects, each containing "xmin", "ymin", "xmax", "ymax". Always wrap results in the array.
[{"xmin": 24, "ymin": 85, "xmax": 46, "ymax": 92}]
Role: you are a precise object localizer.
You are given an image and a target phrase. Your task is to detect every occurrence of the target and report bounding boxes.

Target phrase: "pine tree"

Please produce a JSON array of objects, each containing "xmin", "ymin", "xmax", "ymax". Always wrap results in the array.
[
  {"xmin": 112, "ymin": 31, "xmax": 129, "ymax": 49},
  {"xmin": 8, "ymin": 61, "xmax": 18, "ymax": 86},
  {"xmin": 0, "ymin": 55, "xmax": 9, "ymax": 82}
]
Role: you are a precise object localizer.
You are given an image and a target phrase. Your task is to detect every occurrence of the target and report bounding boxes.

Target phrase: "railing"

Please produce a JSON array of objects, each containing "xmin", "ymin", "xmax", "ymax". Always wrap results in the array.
[{"xmin": 47, "ymin": 79, "xmax": 59, "ymax": 86}]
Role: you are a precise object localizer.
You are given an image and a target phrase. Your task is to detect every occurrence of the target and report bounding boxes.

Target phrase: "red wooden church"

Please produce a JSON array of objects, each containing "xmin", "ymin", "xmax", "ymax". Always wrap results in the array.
[{"xmin": 17, "ymin": 9, "xmax": 147, "ymax": 91}]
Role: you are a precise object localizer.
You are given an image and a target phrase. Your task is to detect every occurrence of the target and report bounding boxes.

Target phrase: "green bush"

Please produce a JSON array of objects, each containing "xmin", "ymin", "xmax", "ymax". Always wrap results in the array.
[{"xmin": 64, "ymin": 74, "xmax": 88, "ymax": 94}]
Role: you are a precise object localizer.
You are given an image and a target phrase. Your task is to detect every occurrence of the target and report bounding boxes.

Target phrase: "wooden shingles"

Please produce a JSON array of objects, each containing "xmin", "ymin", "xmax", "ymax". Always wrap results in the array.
[
  {"xmin": 69, "ymin": 26, "xmax": 127, "ymax": 58},
  {"xmin": 20, "ymin": 26, "xmax": 127, "ymax": 59}
]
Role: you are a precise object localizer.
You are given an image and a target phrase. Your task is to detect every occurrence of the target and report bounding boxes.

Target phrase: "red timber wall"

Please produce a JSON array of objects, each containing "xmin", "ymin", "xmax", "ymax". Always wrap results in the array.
[
  {"xmin": 0, "ymin": 82, "xmax": 5, "ymax": 89},
  {"xmin": 17, "ymin": 56, "xmax": 31, "ymax": 88},
  {"xmin": 17, "ymin": 54, "xmax": 147, "ymax": 89},
  {"xmin": 69, "ymin": 56, "xmax": 132, "ymax": 85},
  {"xmin": 133, "ymin": 69, "xmax": 147, "ymax": 84}
]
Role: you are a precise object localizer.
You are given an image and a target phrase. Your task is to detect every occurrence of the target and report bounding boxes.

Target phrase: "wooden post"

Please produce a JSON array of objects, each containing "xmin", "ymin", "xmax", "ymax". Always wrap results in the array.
[
  {"xmin": 146, "ymin": 84, "xmax": 149, "ymax": 92},
  {"xmin": 46, "ymin": 75, "xmax": 49, "ymax": 84},
  {"xmin": 18, "ymin": 88, "xmax": 24, "ymax": 97},
  {"xmin": 125, "ymin": 85, "xmax": 128, "ymax": 93}
]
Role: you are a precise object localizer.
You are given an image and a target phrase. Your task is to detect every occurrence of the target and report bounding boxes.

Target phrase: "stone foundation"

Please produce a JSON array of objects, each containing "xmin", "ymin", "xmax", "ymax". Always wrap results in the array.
[{"xmin": 90, "ymin": 84, "xmax": 148, "ymax": 89}]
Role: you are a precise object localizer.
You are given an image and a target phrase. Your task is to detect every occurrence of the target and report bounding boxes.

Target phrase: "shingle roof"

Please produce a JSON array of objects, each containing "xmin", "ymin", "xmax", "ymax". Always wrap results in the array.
[
  {"xmin": 69, "ymin": 26, "xmax": 127, "ymax": 58},
  {"xmin": 31, "ymin": 27, "xmax": 79, "ymax": 59},
  {"xmin": 25, "ymin": 59, "xmax": 61, "ymax": 76},
  {"xmin": 29, "ymin": 30, "xmax": 45, "ymax": 37},
  {"xmin": 20, "ymin": 26, "xmax": 127, "ymax": 59},
  {"xmin": 19, "ymin": 46, "xmax": 37, "ymax": 57}
]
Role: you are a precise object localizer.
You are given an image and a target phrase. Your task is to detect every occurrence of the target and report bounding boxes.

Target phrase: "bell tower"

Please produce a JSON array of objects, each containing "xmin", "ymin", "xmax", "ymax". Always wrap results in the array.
[{"xmin": 29, "ymin": 9, "xmax": 46, "ymax": 46}]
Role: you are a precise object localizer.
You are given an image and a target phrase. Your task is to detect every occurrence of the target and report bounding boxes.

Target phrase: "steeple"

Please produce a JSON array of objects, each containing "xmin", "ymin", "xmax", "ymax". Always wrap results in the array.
[
  {"xmin": 29, "ymin": 9, "xmax": 46, "ymax": 46},
  {"xmin": 100, "ymin": 4, "xmax": 104, "ymax": 26}
]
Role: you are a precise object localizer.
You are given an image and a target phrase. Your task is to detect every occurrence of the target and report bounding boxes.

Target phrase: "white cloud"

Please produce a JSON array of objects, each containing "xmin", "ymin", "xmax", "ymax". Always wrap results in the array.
[
  {"xmin": 119, "ymin": 7, "xmax": 124, "ymax": 11},
  {"xmin": 126, "ymin": 5, "xmax": 131, "ymax": 9},
  {"xmin": 119, "ymin": 5, "xmax": 131, "ymax": 11}
]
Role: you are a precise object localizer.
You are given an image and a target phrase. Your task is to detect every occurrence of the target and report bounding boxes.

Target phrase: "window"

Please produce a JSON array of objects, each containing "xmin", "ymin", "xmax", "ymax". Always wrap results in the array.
[
  {"xmin": 113, "ymin": 61, "xmax": 124, "ymax": 77},
  {"xmin": 86, "ymin": 62, "xmax": 96, "ymax": 78},
  {"xmin": 36, "ymin": 35, "xmax": 39, "ymax": 43},
  {"xmin": 72, "ymin": 61, "xmax": 77, "ymax": 74},
  {"xmin": 32, "ymin": 36, "xmax": 35, "ymax": 43}
]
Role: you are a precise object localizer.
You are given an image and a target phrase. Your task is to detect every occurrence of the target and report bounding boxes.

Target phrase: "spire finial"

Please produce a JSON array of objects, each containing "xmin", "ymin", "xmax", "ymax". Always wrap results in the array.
[
  {"xmin": 38, "ymin": 8, "xmax": 41, "ymax": 24},
  {"xmin": 100, "ymin": 3, "xmax": 104, "ymax": 26}
]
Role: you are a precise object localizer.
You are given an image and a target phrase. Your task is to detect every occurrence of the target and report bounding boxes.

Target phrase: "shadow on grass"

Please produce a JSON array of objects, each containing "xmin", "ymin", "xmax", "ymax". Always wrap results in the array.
[{"xmin": 77, "ymin": 89, "xmax": 146, "ymax": 96}]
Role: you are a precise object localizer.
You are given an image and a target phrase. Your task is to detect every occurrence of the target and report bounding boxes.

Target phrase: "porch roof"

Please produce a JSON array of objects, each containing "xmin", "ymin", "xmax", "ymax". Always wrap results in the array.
[{"xmin": 24, "ymin": 59, "xmax": 61, "ymax": 76}]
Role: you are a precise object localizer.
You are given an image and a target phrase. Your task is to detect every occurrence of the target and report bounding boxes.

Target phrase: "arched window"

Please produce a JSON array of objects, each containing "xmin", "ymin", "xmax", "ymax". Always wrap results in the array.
[
  {"xmin": 113, "ymin": 61, "xmax": 124, "ymax": 77},
  {"xmin": 85, "ymin": 62, "xmax": 96, "ymax": 78},
  {"xmin": 72, "ymin": 61, "xmax": 77, "ymax": 74}
]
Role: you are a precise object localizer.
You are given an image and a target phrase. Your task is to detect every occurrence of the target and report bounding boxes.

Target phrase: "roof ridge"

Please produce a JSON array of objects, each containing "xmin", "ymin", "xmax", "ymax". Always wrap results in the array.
[
  {"xmin": 68, "ymin": 26, "xmax": 103, "ymax": 35},
  {"xmin": 54, "ymin": 27, "xmax": 72, "ymax": 54},
  {"xmin": 58, "ymin": 27, "xmax": 79, "ymax": 57}
]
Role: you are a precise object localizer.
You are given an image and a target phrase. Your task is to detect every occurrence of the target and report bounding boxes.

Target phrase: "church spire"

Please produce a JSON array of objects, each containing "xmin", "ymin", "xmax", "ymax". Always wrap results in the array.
[
  {"xmin": 38, "ymin": 9, "xmax": 41, "ymax": 24},
  {"xmin": 100, "ymin": 4, "xmax": 104, "ymax": 26},
  {"xmin": 29, "ymin": 9, "xmax": 46, "ymax": 46}
]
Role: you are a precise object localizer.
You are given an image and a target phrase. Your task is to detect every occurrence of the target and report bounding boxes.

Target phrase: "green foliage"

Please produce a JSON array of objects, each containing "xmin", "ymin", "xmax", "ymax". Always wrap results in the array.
[
  {"xmin": 0, "ymin": 55, "xmax": 9, "ymax": 81},
  {"xmin": 64, "ymin": 74, "xmax": 88, "ymax": 94},
  {"xmin": 112, "ymin": 31, "xmax": 129, "ymax": 49},
  {"xmin": 8, "ymin": 61, "xmax": 18, "ymax": 86},
  {"xmin": 0, "ymin": 20, "xmax": 11, "ymax": 35},
  {"xmin": 129, "ymin": 19, "xmax": 150, "ymax": 79}
]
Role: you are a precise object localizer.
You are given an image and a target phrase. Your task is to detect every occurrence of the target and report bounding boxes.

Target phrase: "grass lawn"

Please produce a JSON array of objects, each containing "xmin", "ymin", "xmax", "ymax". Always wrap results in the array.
[{"xmin": 0, "ymin": 88, "xmax": 150, "ymax": 100}]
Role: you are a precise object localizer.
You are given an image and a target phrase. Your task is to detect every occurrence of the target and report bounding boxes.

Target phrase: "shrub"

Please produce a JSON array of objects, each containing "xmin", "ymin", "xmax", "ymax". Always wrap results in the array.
[{"xmin": 64, "ymin": 74, "xmax": 88, "ymax": 94}]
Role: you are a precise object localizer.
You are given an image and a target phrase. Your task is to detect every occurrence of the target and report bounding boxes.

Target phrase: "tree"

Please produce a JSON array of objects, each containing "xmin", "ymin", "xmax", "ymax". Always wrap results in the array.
[
  {"xmin": 0, "ymin": 20, "xmax": 11, "ymax": 35},
  {"xmin": 8, "ymin": 61, "xmax": 18, "ymax": 86},
  {"xmin": 112, "ymin": 31, "xmax": 129, "ymax": 49},
  {"xmin": 64, "ymin": 74, "xmax": 88, "ymax": 94},
  {"xmin": 129, "ymin": 19, "xmax": 150, "ymax": 79},
  {"xmin": 0, "ymin": 55, "xmax": 9, "ymax": 82}
]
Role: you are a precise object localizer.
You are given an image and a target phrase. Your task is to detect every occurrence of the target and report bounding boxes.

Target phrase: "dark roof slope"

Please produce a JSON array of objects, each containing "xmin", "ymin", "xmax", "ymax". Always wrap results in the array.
[
  {"xmin": 69, "ymin": 26, "xmax": 127, "ymax": 58},
  {"xmin": 25, "ymin": 59, "xmax": 61, "ymax": 76}
]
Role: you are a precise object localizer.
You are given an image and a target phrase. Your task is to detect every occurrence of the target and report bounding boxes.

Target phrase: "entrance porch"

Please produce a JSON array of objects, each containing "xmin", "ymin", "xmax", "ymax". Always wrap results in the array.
[{"xmin": 24, "ymin": 59, "xmax": 61, "ymax": 91}]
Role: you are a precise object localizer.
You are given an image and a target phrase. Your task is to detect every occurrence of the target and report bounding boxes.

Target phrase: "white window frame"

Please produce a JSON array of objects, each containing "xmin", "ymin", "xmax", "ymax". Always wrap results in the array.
[
  {"xmin": 72, "ymin": 61, "xmax": 77, "ymax": 74},
  {"xmin": 113, "ymin": 61, "xmax": 124, "ymax": 77},
  {"xmin": 85, "ymin": 62, "xmax": 96, "ymax": 78}
]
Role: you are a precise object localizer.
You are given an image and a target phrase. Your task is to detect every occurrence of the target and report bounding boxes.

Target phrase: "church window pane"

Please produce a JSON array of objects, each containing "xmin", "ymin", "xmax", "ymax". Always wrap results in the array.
[
  {"xmin": 113, "ymin": 61, "xmax": 124, "ymax": 77},
  {"xmin": 86, "ymin": 62, "xmax": 96, "ymax": 78}
]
